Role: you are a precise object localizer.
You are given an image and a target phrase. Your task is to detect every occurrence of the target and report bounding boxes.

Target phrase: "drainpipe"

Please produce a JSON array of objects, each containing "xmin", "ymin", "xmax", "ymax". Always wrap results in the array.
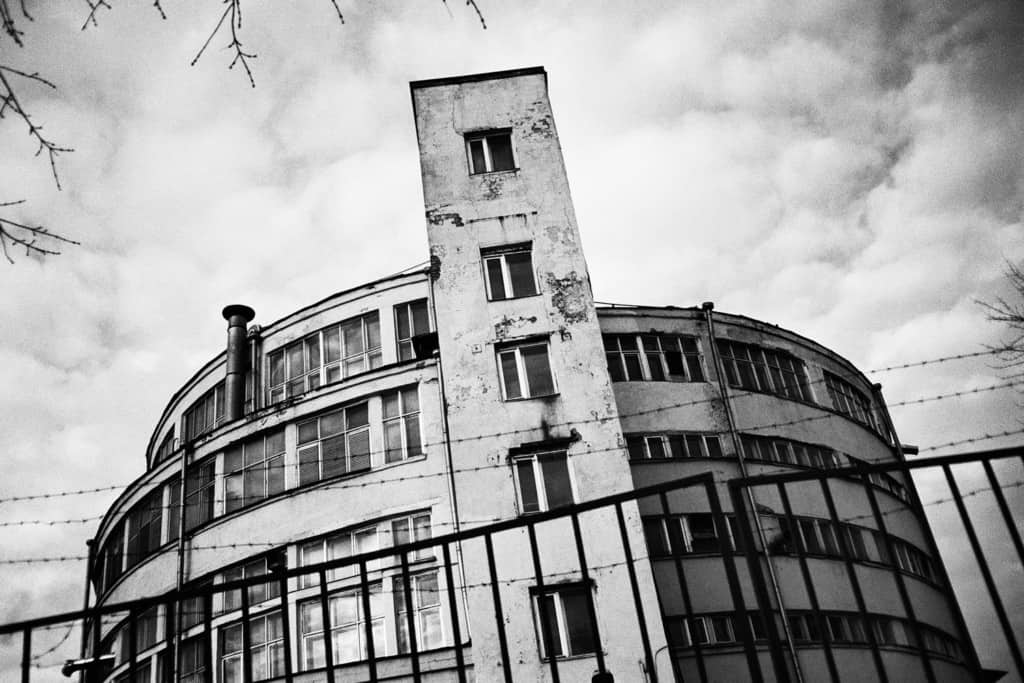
[
  {"xmin": 701, "ymin": 302, "xmax": 804, "ymax": 683},
  {"xmin": 222, "ymin": 305, "xmax": 256, "ymax": 423},
  {"xmin": 172, "ymin": 444, "xmax": 190, "ymax": 683},
  {"xmin": 77, "ymin": 539, "xmax": 96, "ymax": 683}
]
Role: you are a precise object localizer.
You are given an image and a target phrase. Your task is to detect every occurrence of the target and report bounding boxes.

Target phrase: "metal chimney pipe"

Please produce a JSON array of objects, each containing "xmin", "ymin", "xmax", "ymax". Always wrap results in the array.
[{"xmin": 222, "ymin": 304, "xmax": 256, "ymax": 422}]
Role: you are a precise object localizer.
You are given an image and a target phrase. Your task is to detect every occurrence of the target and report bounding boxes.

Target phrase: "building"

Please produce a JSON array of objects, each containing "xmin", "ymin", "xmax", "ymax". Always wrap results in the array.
[{"xmin": 85, "ymin": 67, "xmax": 978, "ymax": 683}]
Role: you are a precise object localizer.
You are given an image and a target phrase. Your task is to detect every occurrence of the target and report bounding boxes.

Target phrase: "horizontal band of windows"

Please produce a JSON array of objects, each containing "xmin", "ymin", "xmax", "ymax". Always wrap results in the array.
[{"xmin": 604, "ymin": 333, "xmax": 705, "ymax": 383}]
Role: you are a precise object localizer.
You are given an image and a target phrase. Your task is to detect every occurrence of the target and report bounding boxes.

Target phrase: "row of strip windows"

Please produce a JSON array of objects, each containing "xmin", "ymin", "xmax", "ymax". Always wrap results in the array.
[
  {"xmin": 716, "ymin": 339, "xmax": 813, "ymax": 402},
  {"xmin": 666, "ymin": 610, "xmax": 962, "ymax": 661},
  {"xmin": 824, "ymin": 371, "xmax": 882, "ymax": 431},
  {"xmin": 604, "ymin": 333, "xmax": 705, "ymax": 383}
]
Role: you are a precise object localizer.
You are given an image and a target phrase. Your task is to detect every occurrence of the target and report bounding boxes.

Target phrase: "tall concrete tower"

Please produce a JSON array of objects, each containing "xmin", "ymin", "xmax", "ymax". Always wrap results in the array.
[{"xmin": 411, "ymin": 67, "xmax": 666, "ymax": 681}]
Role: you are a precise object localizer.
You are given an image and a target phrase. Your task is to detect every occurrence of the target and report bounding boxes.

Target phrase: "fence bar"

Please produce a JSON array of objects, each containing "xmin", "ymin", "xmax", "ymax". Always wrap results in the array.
[
  {"xmin": 202, "ymin": 592, "xmax": 213, "ymax": 683},
  {"xmin": 359, "ymin": 559, "xmax": 378, "ymax": 682},
  {"xmin": 21, "ymin": 627, "xmax": 30, "ymax": 683},
  {"xmin": 277, "ymin": 573, "xmax": 293, "ymax": 682},
  {"xmin": 484, "ymin": 533, "xmax": 513, "ymax": 683},
  {"xmin": 441, "ymin": 543, "xmax": 467, "ymax": 683},
  {"xmin": 613, "ymin": 502, "xmax": 657, "ymax": 682},
  {"xmin": 705, "ymin": 480, "xmax": 762, "ymax": 683},
  {"xmin": 776, "ymin": 483, "xmax": 839, "ymax": 683},
  {"xmin": 318, "ymin": 568, "xmax": 335, "ymax": 683},
  {"xmin": 659, "ymin": 490, "xmax": 707, "ymax": 683},
  {"xmin": 399, "ymin": 551, "xmax": 421, "ymax": 682},
  {"xmin": 570, "ymin": 511, "xmax": 606, "ymax": 674},
  {"xmin": 943, "ymin": 464, "xmax": 1024, "ymax": 675},
  {"xmin": 982, "ymin": 459, "xmax": 1024, "ymax": 571},
  {"xmin": 730, "ymin": 485, "xmax": 792, "ymax": 682},
  {"xmin": 861, "ymin": 479, "xmax": 936, "ymax": 682},
  {"xmin": 129, "ymin": 608, "xmax": 138, "ymax": 678},
  {"xmin": 240, "ymin": 581, "xmax": 253, "ymax": 683},
  {"xmin": 163, "ymin": 600, "xmax": 175, "ymax": 683},
  {"xmin": 818, "ymin": 477, "xmax": 889, "ymax": 682},
  {"xmin": 527, "ymin": 521, "xmax": 560, "ymax": 683}
]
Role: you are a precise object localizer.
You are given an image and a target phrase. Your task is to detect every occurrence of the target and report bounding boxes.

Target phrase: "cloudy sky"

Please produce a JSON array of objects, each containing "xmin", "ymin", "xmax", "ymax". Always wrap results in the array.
[{"xmin": 1, "ymin": 0, "xmax": 1022, "ymax": 678}]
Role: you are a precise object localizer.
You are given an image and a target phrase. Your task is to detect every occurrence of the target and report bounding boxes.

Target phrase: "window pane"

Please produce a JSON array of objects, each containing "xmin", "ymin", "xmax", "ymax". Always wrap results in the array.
[
  {"xmin": 298, "ymin": 445, "xmax": 322, "ymax": 486},
  {"xmin": 383, "ymin": 392, "xmax": 400, "ymax": 419},
  {"xmin": 384, "ymin": 420, "xmax": 404, "ymax": 463},
  {"xmin": 647, "ymin": 437, "xmax": 666, "ymax": 459},
  {"xmin": 500, "ymin": 351, "xmax": 522, "ymax": 399},
  {"xmin": 606, "ymin": 353, "xmax": 625, "ymax": 382},
  {"xmin": 348, "ymin": 430, "xmax": 371, "ymax": 472},
  {"xmin": 624, "ymin": 354, "xmax": 644, "ymax": 380},
  {"xmin": 347, "ymin": 403, "xmax": 369, "ymax": 429},
  {"xmin": 269, "ymin": 352, "xmax": 284, "ymax": 386},
  {"xmin": 365, "ymin": 314, "xmax": 381, "ymax": 349},
  {"xmin": 486, "ymin": 258, "xmax": 506, "ymax": 300},
  {"xmin": 469, "ymin": 139, "xmax": 486, "ymax": 174},
  {"xmin": 342, "ymin": 320, "xmax": 363, "ymax": 355},
  {"xmin": 405, "ymin": 417, "xmax": 422, "ymax": 458},
  {"xmin": 540, "ymin": 454, "xmax": 573, "ymax": 509},
  {"xmin": 323, "ymin": 327, "xmax": 341, "ymax": 363},
  {"xmin": 538, "ymin": 595, "xmax": 563, "ymax": 657},
  {"xmin": 411, "ymin": 301, "xmax": 430, "ymax": 335},
  {"xmin": 298, "ymin": 420, "xmax": 319, "ymax": 445},
  {"xmin": 561, "ymin": 591, "xmax": 595, "ymax": 655},
  {"xmin": 488, "ymin": 134, "xmax": 515, "ymax": 171},
  {"xmin": 521, "ymin": 344, "xmax": 554, "ymax": 396},
  {"xmin": 396, "ymin": 305, "xmax": 410, "ymax": 340},
  {"xmin": 506, "ymin": 251, "xmax": 536, "ymax": 297},
  {"xmin": 517, "ymin": 460, "xmax": 540, "ymax": 513},
  {"xmin": 626, "ymin": 436, "xmax": 646, "ymax": 460}
]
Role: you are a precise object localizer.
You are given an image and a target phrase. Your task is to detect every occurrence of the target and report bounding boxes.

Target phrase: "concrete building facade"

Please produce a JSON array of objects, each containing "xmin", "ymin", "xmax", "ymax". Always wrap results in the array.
[{"xmin": 85, "ymin": 67, "xmax": 976, "ymax": 683}]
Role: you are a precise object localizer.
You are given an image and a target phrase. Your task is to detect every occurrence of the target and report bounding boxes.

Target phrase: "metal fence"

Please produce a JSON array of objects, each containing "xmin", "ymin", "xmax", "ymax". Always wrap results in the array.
[{"xmin": 1, "ymin": 446, "xmax": 1021, "ymax": 683}]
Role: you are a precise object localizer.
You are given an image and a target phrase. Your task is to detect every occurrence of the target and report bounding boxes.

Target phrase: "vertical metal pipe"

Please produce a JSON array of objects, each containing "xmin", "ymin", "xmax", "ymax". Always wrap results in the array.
[
  {"xmin": 613, "ymin": 502, "xmax": 657, "ymax": 683},
  {"xmin": 441, "ymin": 543, "xmax": 467, "ymax": 682},
  {"xmin": 399, "ymin": 551, "xmax": 421, "ymax": 681},
  {"xmin": 527, "ymin": 522, "xmax": 560, "ymax": 683},
  {"xmin": 943, "ymin": 464, "xmax": 1024, "ymax": 675},
  {"xmin": 569, "ymin": 511, "xmax": 606, "ymax": 674},
  {"xmin": 221, "ymin": 304, "xmax": 255, "ymax": 423},
  {"xmin": 484, "ymin": 533, "xmax": 513, "ymax": 683},
  {"xmin": 982, "ymin": 459, "xmax": 1024, "ymax": 570},
  {"xmin": 78, "ymin": 539, "xmax": 96, "ymax": 683},
  {"xmin": 129, "ymin": 609, "xmax": 138, "ymax": 679},
  {"xmin": 277, "ymin": 573, "xmax": 293, "ymax": 682},
  {"xmin": 240, "ymin": 583, "xmax": 253, "ymax": 683},
  {"xmin": 658, "ymin": 491, "xmax": 706, "ymax": 683},
  {"xmin": 317, "ymin": 568, "xmax": 335, "ymax": 683},
  {"xmin": 861, "ymin": 479, "xmax": 935, "ymax": 682},
  {"xmin": 702, "ymin": 302, "xmax": 803, "ymax": 683},
  {"xmin": 359, "ymin": 559, "xmax": 377, "ymax": 682},
  {"xmin": 173, "ymin": 450, "xmax": 190, "ymax": 683},
  {"xmin": 818, "ymin": 477, "xmax": 888, "ymax": 682},
  {"xmin": 776, "ymin": 483, "xmax": 838, "ymax": 682},
  {"xmin": 21, "ymin": 627, "xmax": 31, "ymax": 683},
  {"xmin": 202, "ymin": 593, "xmax": 213, "ymax": 683}
]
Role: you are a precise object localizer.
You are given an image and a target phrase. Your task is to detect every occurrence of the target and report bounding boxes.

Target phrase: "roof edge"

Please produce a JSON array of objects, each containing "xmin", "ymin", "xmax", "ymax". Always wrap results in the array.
[{"xmin": 410, "ymin": 66, "xmax": 546, "ymax": 90}]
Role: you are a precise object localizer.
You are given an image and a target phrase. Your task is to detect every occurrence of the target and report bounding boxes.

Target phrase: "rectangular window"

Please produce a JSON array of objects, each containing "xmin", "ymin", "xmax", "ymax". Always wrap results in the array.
[
  {"xmin": 223, "ymin": 429, "xmax": 286, "ymax": 513},
  {"xmin": 297, "ymin": 402, "xmax": 371, "ymax": 486},
  {"xmin": 118, "ymin": 606, "xmax": 160, "ymax": 662},
  {"xmin": 179, "ymin": 579, "xmax": 212, "ymax": 632},
  {"xmin": 221, "ymin": 611, "xmax": 284, "ymax": 683},
  {"xmin": 482, "ymin": 243, "xmax": 538, "ymax": 300},
  {"xmin": 514, "ymin": 451, "xmax": 573, "ymax": 514},
  {"xmin": 645, "ymin": 515, "xmax": 726, "ymax": 555},
  {"xmin": 627, "ymin": 433, "xmax": 723, "ymax": 460},
  {"xmin": 604, "ymin": 333, "xmax": 705, "ymax": 383},
  {"xmin": 102, "ymin": 522, "xmax": 125, "ymax": 592},
  {"xmin": 179, "ymin": 635, "xmax": 206, "ymax": 683},
  {"xmin": 383, "ymin": 387, "xmax": 422, "ymax": 464},
  {"xmin": 220, "ymin": 552, "xmax": 284, "ymax": 613},
  {"xmin": 299, "ymin": 582, "xmax": 386, "ymax": 669},
  {"xmin": 390, "ymin": 512, "xmax": 433, "ymax": 563},
  {"xmin": 154, "ymin": 428, "xmax": 176, "ymax": 465},
  {"xmin": 717, "ymin": 339, "xmax": 812, "ymax": 402},
  {"xmin": 267, "ymin": 312, "xmax": 382, "ymax": 403},
  {"xmin": 396, "ymin": 571, "xmax": 445, "ymax": 654},
  {"xmin": 466, "ymin": 130, "xmax": 515, "ymax": 174},
  {"xmin": 183, "ymin": 383, "xmax": 226, "ymax": 442},
  {"xmin": 533, "ymin": 584, "xmax": 597, "ymax": 659},
  {"xmin": 395, "ymin": 300, "xmax": 431, "ymax": 361},
  {"xmin": 184, "ymin": 460, "xmax": 215, "ymax": 531},
  {"xmin": 125, "ymin": 489, "xmax": 164, "ymax": 570},
  {"xmin": 497, "ymin": 339, "xmax": 555, "ymax": 399},
  {"xmin": 824, "ymin": 372, "xmax": 881, "ymax": 432}
]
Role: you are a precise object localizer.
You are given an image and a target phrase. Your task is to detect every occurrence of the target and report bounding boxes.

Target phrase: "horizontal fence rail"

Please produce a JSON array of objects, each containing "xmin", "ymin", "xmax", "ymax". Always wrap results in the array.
[{"xmin": 1, "ymin": 448, "xmax": 1020, "ymax": 683}]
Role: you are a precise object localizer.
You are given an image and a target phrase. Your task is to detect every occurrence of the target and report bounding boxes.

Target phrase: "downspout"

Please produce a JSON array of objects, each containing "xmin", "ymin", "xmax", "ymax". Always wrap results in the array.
[
  {"xmin": 702, "ymin": 302, "xmax": 804, "ymax": 683},
  {"xmin": 426, "ymin": 260, "xmax": 473, "ymax": 634},
  {"xmin": 78, "ymin": 539, "xmax": 96, "ymax": 683},
  {"xmin": 171, "ymin": 444, "xmax": 190, "ymax": 683}
]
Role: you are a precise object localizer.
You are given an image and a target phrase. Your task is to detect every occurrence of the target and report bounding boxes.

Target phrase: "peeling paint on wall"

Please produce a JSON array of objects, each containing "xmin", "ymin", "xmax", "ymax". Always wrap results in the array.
[
  {"xmin": 481, "ymin": 174, "xmax": 504, "ymax": 200},
  {"xmin": 493, "ymin": 314, "xmax": 539, "ymax": 340},
  {"xmin": 426, "ymin": 205, "xmax": 464, "ymax": 227},
  {"xmin": 546, "ymin": 271, "xmax": 590, "ymax": 324}
]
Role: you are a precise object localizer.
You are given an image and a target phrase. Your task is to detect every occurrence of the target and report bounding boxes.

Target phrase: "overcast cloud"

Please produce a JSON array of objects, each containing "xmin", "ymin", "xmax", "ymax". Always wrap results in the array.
[{"xmin": 0, "ymin": 1, "xmax": 1021, "ymax": 679}]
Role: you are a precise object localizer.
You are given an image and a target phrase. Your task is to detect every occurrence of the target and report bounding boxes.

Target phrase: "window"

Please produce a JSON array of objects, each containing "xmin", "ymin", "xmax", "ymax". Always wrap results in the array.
[
  {"xmin": 165, "ymin": 475, "xmax": 181, "ymax": 544},
  {"xmin": 184, "ymin": 459, "xmax": 215, "ymax": 531},
  {"xmin": 224, "ymin": 429, "xmax": 286, "ymax": 513},
  {"xmin": 604, "ymin": 333, "xmax": 705, "ymax": 383},
  {"xmin": 396, "ymin": 571, "xmax": 445, "ymax": 653},
  {"xmin": 179, "ymin": 635, "xmax": 206, "ymax": 683},
  {"xmin": 154, "ymin": 428, "xmax": 176, "ymax": 465},
  {"xmin": 533, "ymin": 584, "xmax": 597, "ymax": 659},
  {"xmin": 126, "ymin": 488, "xmax": 164, "ymax": 570},
  {"xmin": 183, "ymin": 382, "xmax": 226, "ymax": 442},
  {"xmin": 102, "ymin": 522, "xmax": 125, "ymax": 592},
  {"xmin": 514, "ymin": 451, "xmax": 573, "ymax": 514},
  {"xmin": 824, "ymin": 372, "xmax": 880, "ymax": 431},
  {"xmin": 739, "ymin": 434, "xmax": 841, "ymax": 469},
  {"xmin": 482, "ymin": 243, "xmax": 537, "ymax": 300},
  {"xmin": 179, "ymin": 579, "xmax": 212, "ymax": 632},
  {"xmin": 267, "ymin": 312, "xmax": 382, "ymax": 403},
  {"xmin": 299, "ymin": 583, "xmax": 386, "ymax": 668},
  {"xmin": 643, "ymin": 514, "xmax": 728, "ymax": 556},
  {"xmin": 395, "ymin": 300, "xmax": 431, "ymax": 361},
  {"xmin": 220, "ymin": 552, "xmax": 284, "ymax": 613},
  {"xmin": 297, "ymin": 403, "xmax": 371, "ymax": 486},
  {"xmin": 466, "ymin": 130, "xmax": 515, "ymax": 174},
  {"xmin": 716, "ymin": 339, "xmax": 812, "ymax": 401},
  {"xmin": 497, "ymin": 339, "xmax": 555, "ymax": 399},
  {"xmin": 221, "ymin": 611, "xmax": 284, "ymax": 683},
  {"xmin": 626, "ymin": 433, "xmax": 723, "ymax": 460},
  {"xmin": 390, "ymin": 512, "xmax": 433, "ymax": 563},
  {"xmin": 383, "ymin": 387, "xmax": 422, "ymax": 464},
  {"xmin": 118, "ymin": 607, "xmax": 159, "ymax": 661}
]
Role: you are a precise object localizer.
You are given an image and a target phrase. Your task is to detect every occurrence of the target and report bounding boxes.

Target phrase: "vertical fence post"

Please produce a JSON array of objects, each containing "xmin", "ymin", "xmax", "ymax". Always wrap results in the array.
[
  {"xmin": 240, "ymin": 582, "xmax": 252, "ymax": 683},
  {"xmin": 202, "ymin": 592, "xmax": 213, "ymax": 683},
  {"xmin": 527, "ymin": 521, "xmax": 560, "ymax": 683},
  {"xmin": 399, "ymin": 550, "xmax": 421, "ymax": 682},
  {"xmin": 277, "ymin": 572, "xmax": 293, "ymax": 682},
  {"xmin": 658, "ymin": 490, "xmax": 707, "ymax": 683},
  {"xmin": 569, "ymin": 511, "xmax": 606, "ymax": 674},
  {"xmin": 441, "ymin": 543, "xmax": 467, "ymax": 683},
  {"xmin": 359, "ymin": 559, "xmax": 377, "ymax": 683},
  {"xmin": 613, "ymin": 502, "xmax": 657, "ymax": 683},
  {"xmin": 129, "ymin": 609, "xmax": 138, "ymax": 679},
  {"xmin": 484, "ymin": 533, "xmax": 513, "ymax": 683},
  {"xmin": 21, "ymin": 627, "xmax": 31, "ymax": 683},
  {"xmin": 318, "ymin": 568, "xmax": 335, "ymax": 683},
  {"xmin": 981, "ymin": 459, "xmax": 1024, "ymax": 574}
]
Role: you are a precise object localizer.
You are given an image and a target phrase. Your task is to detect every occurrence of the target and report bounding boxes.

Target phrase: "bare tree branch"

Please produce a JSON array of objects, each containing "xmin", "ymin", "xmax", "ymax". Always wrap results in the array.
[
  {"xmin": 0, "ymin": 201, "xmax": 80, "ymax": 263},
  {"xmin": 0, "ymin": 68, "xmax": 74, "ymax": 189},
  {"xmin": 979, "ymin": 260, "xmax": 1024, "ymax": 369}
]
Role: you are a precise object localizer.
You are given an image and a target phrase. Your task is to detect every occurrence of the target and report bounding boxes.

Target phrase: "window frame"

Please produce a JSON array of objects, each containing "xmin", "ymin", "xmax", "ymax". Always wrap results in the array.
[
  {"xmin": 531, "ymin": 583, "xmax": 599, "ymax": 660},
  {"xmin": 496, "ymin": 338, "xmax": 556, "ymax": 400},
  {"xmin": 394, "ymin": 299, "xmax": 431, "ymax": 361},
  {"xmin": 512, "ymin": 450, "xmax": 575, "ymax": 515},
  {"xmin": 383, "ymin": 386, "xmax": 423, "ymax": 464},
  {"xmin": 296, "ymin": 402, "xmax": 372, "ymax": 486},
  {"xmin": 223, "ymin": 429, "xmax": 286, "ymax": 514},
  {"xmin": 298, "ymin": 581, "xmax": 386, "ymax": 669},
  {"xmin": 626, "ymin": 433, "xmax": 723, "ymax": 460},
  {"xmin": 604, "ymin": 333, "xmax": 705, "ymax": 383},
  {"xmin": 395, "ymin": 570, "xmax": 445, "ymax": 654},
  {"xmin": 716, "ymin": 339, "xmax": 813, "ymax": 402},
  {"xmin": 183, "ymin": 382, "xmax": 226, "ymax": 442},
  {"xmin": 220, "ymin": 610, "xmax": 285, "ymax": 683},
  {"xmin": 465, "ymin": 129, "xmax": 517, "ymax": 175},
  {"xmin": 481, "ymin": 243, "xmax": 538, "ymax": 301}
]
